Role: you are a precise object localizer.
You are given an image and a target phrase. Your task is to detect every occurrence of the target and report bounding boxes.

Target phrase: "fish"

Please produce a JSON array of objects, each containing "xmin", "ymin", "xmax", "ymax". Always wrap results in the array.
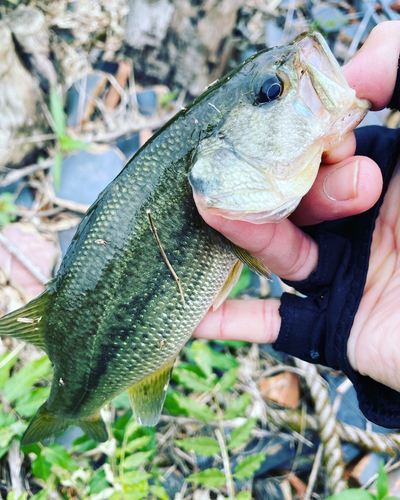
[{"xmin": 0, "ymin": 32, "xmax": 369, "ymax": 445}]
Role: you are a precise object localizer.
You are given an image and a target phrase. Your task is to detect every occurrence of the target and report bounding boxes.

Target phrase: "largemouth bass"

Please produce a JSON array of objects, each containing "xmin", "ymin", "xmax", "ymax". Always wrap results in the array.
[{"xmin": 0, "ymin": 32, "xmax": 369, "ymax": 445}]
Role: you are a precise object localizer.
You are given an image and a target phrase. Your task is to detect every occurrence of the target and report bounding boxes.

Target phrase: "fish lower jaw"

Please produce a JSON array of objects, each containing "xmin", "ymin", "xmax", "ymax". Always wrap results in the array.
[{"xmin": 202, "ymin": 198, "xmax": 301, "ymax": 224}]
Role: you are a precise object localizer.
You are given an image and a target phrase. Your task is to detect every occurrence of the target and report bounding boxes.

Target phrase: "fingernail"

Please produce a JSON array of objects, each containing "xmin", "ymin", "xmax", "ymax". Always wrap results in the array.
[{"xmin": 323, "ymin": 160, "xmax": 359, "ymax": 201}]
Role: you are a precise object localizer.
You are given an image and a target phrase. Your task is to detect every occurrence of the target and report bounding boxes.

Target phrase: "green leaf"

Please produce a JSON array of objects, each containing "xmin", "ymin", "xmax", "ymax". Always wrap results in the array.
[
  {"xmin": 122, "ymin": 470, "xmax": 152, "ymax": 486},
  {"xmin": 325, "ymin": 490, "xmax": 376, "ymax": 500},
  {"xmin": 31, "ymin": 452, "xmax": 51, "ymax": 481},
  {"xmin": 50, "ymin": 86, "xmax": 66, "ymax": 137},
  {"xmin": 44, "ymin": 443, "xmax": 78, "ymax": 471},
  {"xmin": 0, "ymin": 193, "xmax": 17, "ymax": 228},
  {"xmin": 213, "ymin": 340, "xmax": 248, "ymax": 348},
  {"xmin": 208, "ymin": 347, "xmax": 239, "ymax": 371},
  {"xmin": 173, "ymin": 394, "xmax": 215, "ymax": 421},
  {"xmin": 3, "ymin": 356, "xmax": 51, "ymax": 402},
  {"xmin": 186, "ymin": 468, "xmax": 226, "ymax": 488},
  {"xmin": 0, "ymin": 351, "xmax": 18, "ymax": 389},
  {"xmin": 53, "ymin": 151, "xmax": 63, "ymax": 191},
  {"xmin": 60, "ymin": 136, "xmax": 89, "ymax": 152},
  {"xmin": 233, "ymin": 452, "xmax": 267, "ymax": 480},
  {"xmin": 191, "ymin": 341, "xmax": 213, "ymax": 378},
  {"xmin": 175, "ymin": 437, "xmax": 220, "ymax": 456},
  {"xmin": 176, "ymin": 369, "xmax": 214, "ymax": 392},
  {"xmin": 109, "ymin": 493, "xmax": 124, "ymax": 500},
  {"xmin": 0, "ymin": 427, "xmax": 17, "ymax": 448},
  {"xmin": 123, "ymin": 450, "xmax": 153, "ymax": 469},
  {"xmin": 228, "ymin": 267, "xmax": 252, "ymax": 297},
  {"xmin": 228, "ymin": 418, "xmax": 257, "ymax": 450},
  {"xmin": 224, "ymin": 393, "xmax": 252, "ymax": 420},
  {"xmin": 218, "ymin": 367, "xmax": 238, "ymax": 392},
  {"xmin": 149, "ymin": 485, "xmax": 169, "ymax": 500},
  {"xmin": 124, "ymin": 436, "xmax": 152, "ymax": 454},
  {"xmin": 90, "ymin": 468, "xmax": 110, "ymax": 494},
  {"xmin": 31, "ymin": 490, "xmax": 50, "ymax": 500},
  {"xmin": 236, "ymin": 492, "xmax": 252, "ymax": 500},
  {"xmin": 377, "ymin": 461, "xmax": 389, "ymax": 500},
  {"xmin": 125, "ymin": 418, "xmax": 141, "ymax": 440},
  {"xmin": 14, "ymin": 387, "xmax": 50, "ymax": 417}
]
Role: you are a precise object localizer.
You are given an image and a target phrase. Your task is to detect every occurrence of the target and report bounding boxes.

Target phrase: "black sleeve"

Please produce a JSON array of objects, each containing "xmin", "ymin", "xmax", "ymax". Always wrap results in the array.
[{"xmin": 274, "ymin": 68, "xmax": 400, "ymax": 428}]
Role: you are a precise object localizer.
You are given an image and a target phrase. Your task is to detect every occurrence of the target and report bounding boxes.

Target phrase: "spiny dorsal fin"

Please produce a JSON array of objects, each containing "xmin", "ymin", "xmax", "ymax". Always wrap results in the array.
[
  {"xmin": 212, "ymin": 260, "xmax": 243, "ymax": 311},
  {"xmin": 0, "ymin": 292, "xmax": 49, "ymax": 352},
  {"xmin": 231, "ymin": 243, "xmax": 271, "ymax": 279},
  {"xmin": 127, "ymin": 359, "xmax": 175, "ymax": 427}
]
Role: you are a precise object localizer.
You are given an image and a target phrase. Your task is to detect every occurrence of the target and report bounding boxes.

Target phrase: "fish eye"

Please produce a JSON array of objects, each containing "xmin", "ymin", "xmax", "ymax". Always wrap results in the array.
[{"xmin": 254, "ymin": 74, "xmax": 283, "ymax": 104}]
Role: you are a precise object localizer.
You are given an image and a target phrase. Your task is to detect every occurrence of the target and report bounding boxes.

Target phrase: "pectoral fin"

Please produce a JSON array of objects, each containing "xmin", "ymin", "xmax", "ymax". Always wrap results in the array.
[
  {"xmin": 127, "ymin": 359, "xmax": 175, "ymax": 427},
  {"xmin": 231, "ymin": 244, "xmax": 271, "ymax": 279},
  {"xmin": 212, "ymin": 260, "xmax": 243, "ymax": 311},
  {"xmin": 0, "ymin": 292, "xmax": 49, "ymax": 352}
]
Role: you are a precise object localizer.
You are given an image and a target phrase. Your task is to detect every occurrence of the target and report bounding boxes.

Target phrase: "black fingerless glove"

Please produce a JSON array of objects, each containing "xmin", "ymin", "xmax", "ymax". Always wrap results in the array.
[{"xmin": 274, "ymin": 59, "xmax": 400, "ymax": 428}]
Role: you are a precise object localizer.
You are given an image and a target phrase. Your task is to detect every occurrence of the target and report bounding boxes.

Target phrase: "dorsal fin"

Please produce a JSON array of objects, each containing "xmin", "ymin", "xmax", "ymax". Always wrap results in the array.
[{"xmin": 0, "ymin": 292, "xmax": 49, "ymax": 352}]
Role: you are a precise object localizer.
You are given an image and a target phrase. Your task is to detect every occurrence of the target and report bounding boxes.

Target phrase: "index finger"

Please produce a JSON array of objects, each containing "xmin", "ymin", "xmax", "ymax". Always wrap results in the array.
[{"xmin": 342, "ymin": 21, "xmax": 400, "ymax": 110}]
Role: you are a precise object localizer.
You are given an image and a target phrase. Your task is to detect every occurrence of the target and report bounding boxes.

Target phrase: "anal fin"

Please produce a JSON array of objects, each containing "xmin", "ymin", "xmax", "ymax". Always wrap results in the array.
[
  {"xmin": 0, "ymin": 292, "xmax": 49, "ymax": 352},
  {"xmin": 127, "ymin": 359, "xmax": 175, "ymax": 427},
  {"xmin": 78, "ymin": 414, "xmax": 108, "ymax": 443},
  {"xmin": 212, "ymin": 260, "xmax": 243, "ymax": 311}
]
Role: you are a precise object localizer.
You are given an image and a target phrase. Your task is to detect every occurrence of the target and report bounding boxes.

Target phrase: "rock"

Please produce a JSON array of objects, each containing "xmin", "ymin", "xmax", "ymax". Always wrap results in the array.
[
  {"xmin": 55, "ymin": 147, "xmax": 126, "ymax": 255},
  {"xmin": 311, "ymin": 5, "xmax": 347, "ymax": 33},
  {"xmin": 258, "ymin": 372, "xmax": 300, "ymax": 409},
  {"xmin": 65, "ymin": 73, "xmax": 108, "ymax": 126},
  {"xmin": 0, "ymin": 223, "xmax": 58, "ymax": 297},
  {"xmin": 55, "ymin": 147, "xmax": 125, "ymax": 205}
]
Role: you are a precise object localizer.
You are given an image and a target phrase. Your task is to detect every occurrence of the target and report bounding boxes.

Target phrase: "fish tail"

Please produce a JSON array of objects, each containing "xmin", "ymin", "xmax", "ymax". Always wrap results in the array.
[
  {"xmin": 0, "ymin": 292, "xmax": 49, "ymax": 352},
  {"xmin": 21, "ymin": 403, "xmax": 69, "ymax": 446},
  {"xmin": 21, "ymin": 403, "xmax": 109, "ymax": 446}
]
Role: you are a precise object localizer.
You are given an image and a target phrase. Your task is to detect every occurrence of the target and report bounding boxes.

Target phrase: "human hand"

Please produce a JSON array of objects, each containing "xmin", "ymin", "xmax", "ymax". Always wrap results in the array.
[{"xmin": 194, "ymin": 21, "xmax": 400, "ymax": 390}]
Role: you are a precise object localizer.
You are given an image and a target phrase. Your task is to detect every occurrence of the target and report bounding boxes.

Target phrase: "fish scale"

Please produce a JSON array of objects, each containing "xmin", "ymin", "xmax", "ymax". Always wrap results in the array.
[{"xmin": 0, "ymin": 33, "xmax": 369, "ymax": 444}]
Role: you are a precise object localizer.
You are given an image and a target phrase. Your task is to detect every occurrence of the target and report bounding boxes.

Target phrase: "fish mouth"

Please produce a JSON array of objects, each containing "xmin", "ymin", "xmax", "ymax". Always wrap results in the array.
[{"xmin": 293, "ymin": 31, "xmax": 370, "ymax": 147}]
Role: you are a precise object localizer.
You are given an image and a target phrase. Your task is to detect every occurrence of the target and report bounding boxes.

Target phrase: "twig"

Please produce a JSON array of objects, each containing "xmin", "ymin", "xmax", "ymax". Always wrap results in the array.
[
  {"xmin": 8, "ymin": 439, "xmax": 24, "ymax": 497},
  {"xmin": 8, "ymin": 133, "xmax": 57, "ymax": 146},
  {"xmin": 0, "ymin": 158, "xmax": 54, "ymax": 188},
  {"xmin": 0, "ymin": 233, "xmax": 48, "ymax": 284},
  {"xmin": 147, "ymin": 209, "xmax": 186, "ymax": 308},
  {"xmin": 304, "ymin": 443, "xmax": 323, "ymax": 500},
  {"xmin": 54, "ymin": 196, "xmax": 90, "ymax": 213},
  {"xmin": 215, "ymin": 427, "xmax": 235, "ymax": 500},
  {"xmin": 0, "ymin": 343, "xmax": 26, "ymax": 370}
]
